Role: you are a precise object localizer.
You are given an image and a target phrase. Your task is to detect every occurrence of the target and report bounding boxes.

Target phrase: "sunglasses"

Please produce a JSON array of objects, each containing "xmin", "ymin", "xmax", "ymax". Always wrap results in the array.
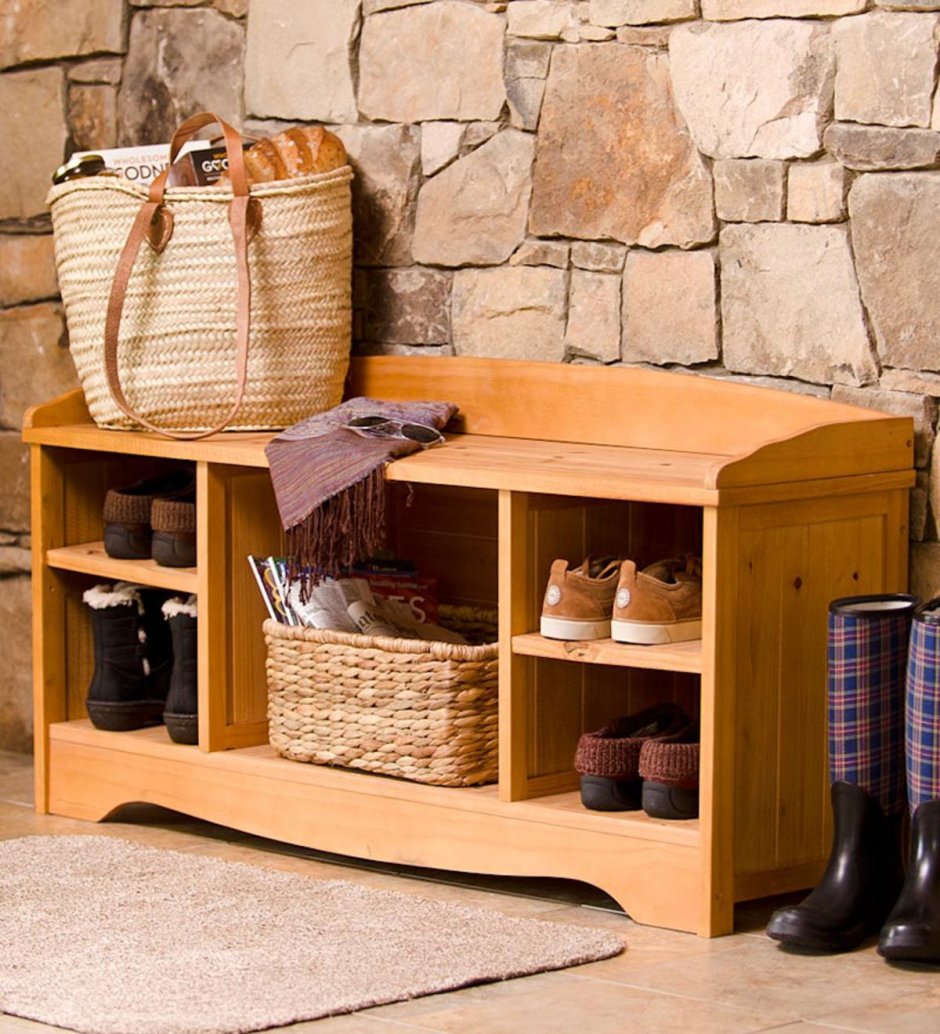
[{"xmin": 343, "ymin": 415, "xmax": 445, "ymax": 448}]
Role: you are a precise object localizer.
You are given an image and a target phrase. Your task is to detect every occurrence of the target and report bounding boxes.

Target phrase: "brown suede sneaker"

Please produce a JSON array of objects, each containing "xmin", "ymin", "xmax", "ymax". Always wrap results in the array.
[
  {"xmin": 540, "ymin": 555, "xmax": 622, "ymax": 641},
  {"xmin": 610, "ymin": 555, "xmax": 702, "ymax": 645}
]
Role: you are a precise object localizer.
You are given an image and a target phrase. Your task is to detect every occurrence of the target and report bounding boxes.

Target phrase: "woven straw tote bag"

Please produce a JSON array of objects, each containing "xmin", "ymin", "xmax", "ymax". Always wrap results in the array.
[{"xmin": 47, "ymin": 113, "xmax": 353, "ymax": 439}]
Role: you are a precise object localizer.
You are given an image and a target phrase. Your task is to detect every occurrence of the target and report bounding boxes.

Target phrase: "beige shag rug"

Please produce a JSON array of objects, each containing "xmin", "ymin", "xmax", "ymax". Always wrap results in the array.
[{"xmin": 0, "ymin": 835, "xmax": 624, "ymax": 1034}]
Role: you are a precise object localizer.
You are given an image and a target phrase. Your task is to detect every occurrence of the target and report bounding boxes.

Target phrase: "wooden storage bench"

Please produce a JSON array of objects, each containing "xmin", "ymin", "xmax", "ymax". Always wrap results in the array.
[{"xmin": 24, "ymin": 356, "xmax": 915, "ymax": 936}]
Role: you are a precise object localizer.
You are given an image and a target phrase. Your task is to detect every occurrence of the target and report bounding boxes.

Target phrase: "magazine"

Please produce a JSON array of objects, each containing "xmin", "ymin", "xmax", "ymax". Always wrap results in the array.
[
  {"xmin": 247, "ymin": 554, "xmax": 295, "ymax": 625},
  {"xmin": 247, "ymin": 556, "xmax": 464, "ymax": 643},
  {"xmin": 356, "ymin": 574, "xmax": 439, "ymax": 625},
  {"xmin": 286, "ymin": 577, "xmax": 369, "ymax": 633}
]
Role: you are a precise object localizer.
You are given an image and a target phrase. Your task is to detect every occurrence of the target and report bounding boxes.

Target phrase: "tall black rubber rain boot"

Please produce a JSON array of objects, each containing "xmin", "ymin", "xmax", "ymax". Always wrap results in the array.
[
  {"xmin": 767, "ymin": 782, "xmax": 904, "ymax": 951},
  {"xmin": 766, "ymin": 593, "xmax": 916, "ymax": 952},
  {"xmin": 879, "ymin": 800, "xmax": 940, "ymax": 963},
  {"xmin": 879, "ymin": 599, "xmax": 940, "ymax": 964}
]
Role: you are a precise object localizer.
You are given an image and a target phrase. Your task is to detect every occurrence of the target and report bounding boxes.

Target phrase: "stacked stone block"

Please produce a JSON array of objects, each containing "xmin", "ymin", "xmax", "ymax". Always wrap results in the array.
[{"xmin": 3, "ymin": 0, "xmax": 940, "ymax": 749}]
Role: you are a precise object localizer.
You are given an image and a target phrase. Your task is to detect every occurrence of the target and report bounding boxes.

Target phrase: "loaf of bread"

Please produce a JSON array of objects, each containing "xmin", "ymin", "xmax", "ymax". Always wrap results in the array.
[{"xmin": 231, "ymin": 126, "xmax": 348, "ymax": 185}]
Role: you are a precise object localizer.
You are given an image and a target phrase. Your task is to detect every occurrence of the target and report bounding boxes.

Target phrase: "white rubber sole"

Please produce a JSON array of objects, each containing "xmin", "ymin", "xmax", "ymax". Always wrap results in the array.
[
  {"xmin": 610, "ymin": 618, "xmax": 702, "ymax": 645},
  {"xmin": 540, "ymin": 615, "xmax": 611, "ymax": 641}
]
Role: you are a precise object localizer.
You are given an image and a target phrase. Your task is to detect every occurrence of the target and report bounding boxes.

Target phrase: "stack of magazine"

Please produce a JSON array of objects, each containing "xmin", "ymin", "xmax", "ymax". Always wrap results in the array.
[{"xmin": 248, "ymin": 555, "xmax": 467, "ymax": 644}]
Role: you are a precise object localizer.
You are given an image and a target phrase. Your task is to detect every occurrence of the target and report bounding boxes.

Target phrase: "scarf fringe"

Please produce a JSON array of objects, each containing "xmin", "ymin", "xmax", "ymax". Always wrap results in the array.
[{"xmin": 286, "ymin": 466, "xmax": 388, "ymax": 596}]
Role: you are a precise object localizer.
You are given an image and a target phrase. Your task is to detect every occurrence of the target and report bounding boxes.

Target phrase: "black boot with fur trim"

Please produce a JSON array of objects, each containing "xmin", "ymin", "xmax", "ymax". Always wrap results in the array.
[
  {"xmin": 162, "ymin": 595, "xmax": 198, "ymax": 745},
  {"xmin": 83, "ymin": 582, "xmax": 173, "ymax": 731}
]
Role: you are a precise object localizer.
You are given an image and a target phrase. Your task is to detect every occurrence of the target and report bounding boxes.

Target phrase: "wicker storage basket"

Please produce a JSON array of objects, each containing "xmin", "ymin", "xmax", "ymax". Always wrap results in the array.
[
  {"xmin": 264, "ymin": 607, "xmax": 499, "ymax": 787},
  {"xmin": 47, "ymin": 113, "xmax": 353, "ymax": 435}
]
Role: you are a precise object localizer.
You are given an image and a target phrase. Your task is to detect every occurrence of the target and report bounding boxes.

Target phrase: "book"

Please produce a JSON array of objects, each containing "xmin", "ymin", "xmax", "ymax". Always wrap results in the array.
[{"xmin": 349, "ymin": 555, "xmax": 418, "ymax": 575}]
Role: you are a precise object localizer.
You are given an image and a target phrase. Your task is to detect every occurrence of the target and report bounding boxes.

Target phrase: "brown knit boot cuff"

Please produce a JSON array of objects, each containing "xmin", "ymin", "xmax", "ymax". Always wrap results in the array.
[
  {"xmin": 151, "ymin": 498, "xmax": 196, "ymax": 534},
  {"xmin": 574, "ymin": 703, "xmax": 691, "ymax": 779},
  {"xmin": 639, "ymin": 741, "xmax": 700, "ymax": 790},
  {"xmin": 575, "ymin": 733, "xmax": 643, "ymax": 779},
  {"xmin": 103, "ymin": 489, "xmax": 153, "ymax": 525}
]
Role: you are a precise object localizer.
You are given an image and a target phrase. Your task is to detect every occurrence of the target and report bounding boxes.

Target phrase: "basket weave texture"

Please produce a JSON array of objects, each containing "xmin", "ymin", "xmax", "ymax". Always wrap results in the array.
[
  {"xmin": 264, "ymin": 607, "xmax": 499, "ymax": 787},
  {"xmin": 47, "ymin": 167, "xmax": 353, "ymax": 432}
]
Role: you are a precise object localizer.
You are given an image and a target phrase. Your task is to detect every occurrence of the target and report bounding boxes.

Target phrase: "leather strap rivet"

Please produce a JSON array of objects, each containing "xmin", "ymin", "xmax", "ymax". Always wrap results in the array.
[{"xmin": 147, "ymin": 206, "xmax": 174, "ymax": 253}]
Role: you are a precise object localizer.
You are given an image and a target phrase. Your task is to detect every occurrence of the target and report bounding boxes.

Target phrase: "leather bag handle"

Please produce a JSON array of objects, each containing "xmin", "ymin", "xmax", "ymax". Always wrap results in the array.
[{"xmin": 103, "ymin": 113, "xmax": 260, "ymax": 440}]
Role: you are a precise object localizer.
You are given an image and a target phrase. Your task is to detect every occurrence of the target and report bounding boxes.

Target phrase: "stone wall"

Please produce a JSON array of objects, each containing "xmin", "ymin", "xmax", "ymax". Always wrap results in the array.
[{"xmin": 2, "ymin": 0, "xmax": 940, "ymax": 749}]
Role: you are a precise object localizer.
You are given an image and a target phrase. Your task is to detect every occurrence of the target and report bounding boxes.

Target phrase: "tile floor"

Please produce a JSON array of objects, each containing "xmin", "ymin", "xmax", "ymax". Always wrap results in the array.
[{"xmin": 0, "ymin": 749, "xmax": 936, "ymax": 1034}]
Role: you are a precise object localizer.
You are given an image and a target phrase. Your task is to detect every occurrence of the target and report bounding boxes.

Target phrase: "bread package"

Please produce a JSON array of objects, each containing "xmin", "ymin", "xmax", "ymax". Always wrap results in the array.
[{"xmin": 221, "ymin": 126, "xmax": 348, "ymax": 185}]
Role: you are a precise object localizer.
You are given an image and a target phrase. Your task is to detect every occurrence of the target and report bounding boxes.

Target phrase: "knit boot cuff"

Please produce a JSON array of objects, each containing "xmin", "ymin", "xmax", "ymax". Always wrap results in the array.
[
  {"xmin": 151, "ymin": 498, "xmax": 196, "ymax": 534},
  {"xmin": 103, "ymin": 489, "xmax": 153, "ymax": 525},
  {"xmin": 575, "ymin": 733, "xmax": 643, "ymax": 779},
  {"xmin": 574, "ymin": 703, "xmax": 691, "ymax": 779},
  {"xmin": 639, "ymin": 741, "xmax": 700, "ymax": 789}
]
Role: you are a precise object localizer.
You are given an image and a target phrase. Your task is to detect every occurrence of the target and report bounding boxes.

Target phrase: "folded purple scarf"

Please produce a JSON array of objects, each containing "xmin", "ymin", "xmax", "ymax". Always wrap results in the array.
[{"xmin": 265, "ymin": 397, "xmax": 458, "ymax": 586}]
